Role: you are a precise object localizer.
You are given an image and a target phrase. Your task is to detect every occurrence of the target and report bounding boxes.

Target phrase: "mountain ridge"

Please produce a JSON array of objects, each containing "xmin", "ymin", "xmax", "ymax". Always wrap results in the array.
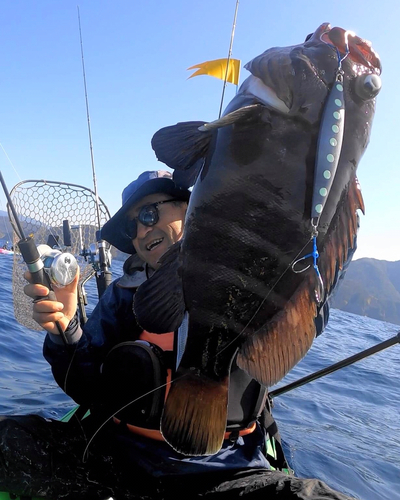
[{"xmin": 331, "ymin": 258, "xmax": 400, "ymax": 325}]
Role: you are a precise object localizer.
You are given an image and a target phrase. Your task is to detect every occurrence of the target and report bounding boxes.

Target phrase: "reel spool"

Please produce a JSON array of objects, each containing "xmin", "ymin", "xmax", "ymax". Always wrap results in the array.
[{"xmin": 37, "ymin": 244, "xmax": 79, "ymax": 288}]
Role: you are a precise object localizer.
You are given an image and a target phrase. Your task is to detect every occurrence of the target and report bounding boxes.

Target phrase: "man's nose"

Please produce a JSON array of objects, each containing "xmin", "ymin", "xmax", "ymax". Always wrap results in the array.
[{"xmin": 135, "ymin": 220, "xmax": 154, "ymax": 239}]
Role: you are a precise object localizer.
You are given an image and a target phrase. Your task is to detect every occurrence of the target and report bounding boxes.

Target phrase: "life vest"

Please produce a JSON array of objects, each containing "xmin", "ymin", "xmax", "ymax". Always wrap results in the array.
[{"xmin": 101, "ymin": 329, "xmax": 268, "ymax": 443}]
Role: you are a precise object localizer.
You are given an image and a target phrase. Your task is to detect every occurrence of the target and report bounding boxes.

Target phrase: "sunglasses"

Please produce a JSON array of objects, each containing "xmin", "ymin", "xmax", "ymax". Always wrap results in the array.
[{"xmin": 124, "ymin": 199, "xmax": 180, "ymax": 239}]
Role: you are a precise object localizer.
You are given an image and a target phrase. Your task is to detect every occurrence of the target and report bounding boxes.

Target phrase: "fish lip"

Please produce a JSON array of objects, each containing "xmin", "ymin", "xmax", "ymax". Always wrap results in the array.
[{"xmin": 316, "ymin": 24, "xmax": 381, "ymax": 75}]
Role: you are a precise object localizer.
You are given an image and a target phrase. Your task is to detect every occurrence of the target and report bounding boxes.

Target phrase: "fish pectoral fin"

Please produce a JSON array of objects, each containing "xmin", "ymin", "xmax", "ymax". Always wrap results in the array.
[
  {"xmin": 151, "ymin": 120, "xmax": 212, "ymax": 173},
  {"xmin": 133, "ymin": 241, "xmax": 185, "ymax": 333},
  {"xmin": 161, "ymin": 369, "xmax": 228, "ymax": 456}
]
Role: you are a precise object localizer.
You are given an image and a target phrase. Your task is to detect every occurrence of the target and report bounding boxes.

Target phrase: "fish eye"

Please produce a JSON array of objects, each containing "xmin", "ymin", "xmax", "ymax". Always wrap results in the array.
[
  {"xmin": 354, "ymin": 73, "xmax": 382, "ymax": 100},
  {"xmin": 305, "ymin": 33, "xmax": 313, "ymax": 42}
]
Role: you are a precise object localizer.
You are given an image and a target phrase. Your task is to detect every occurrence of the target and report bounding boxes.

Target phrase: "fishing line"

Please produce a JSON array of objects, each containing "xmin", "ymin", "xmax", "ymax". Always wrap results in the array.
[
  {"xmin": 81, "ymin": 373, "xmax": 186, "ymax": 462},
  {"xmin": 319, "ymin": 28, "xmax": 351, "ymax": 69},
  {"xmin": 63, "ymin": 338, "xmax": 80, "ymax": 394},
  {"xmin": 218, "ymin": 0, "xmax": 239, "ymax": 119},
  {"xmin": 0, "ymin": 142, "xmax": 22, "ymax": 182},
  {"xmin": 77, "ymin": 6, "xmax": 101, "ymax": 233},
  {"xmin": 0, "ymin": 198, "xmax": 13, "ymax": 245}
]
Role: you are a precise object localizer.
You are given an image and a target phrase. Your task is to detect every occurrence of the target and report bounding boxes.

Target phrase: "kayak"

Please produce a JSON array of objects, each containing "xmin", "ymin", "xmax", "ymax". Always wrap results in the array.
[
  {"xmin": 0, "ymin": 248, "xmax": 13, "ymax": 255},
  {"xmin": 0, "ymin": 408, "xmax": 78, "ymax": 500},
  {"xmin": 0, "ymin": 407, "xmax": 289, "ymax": 500}
]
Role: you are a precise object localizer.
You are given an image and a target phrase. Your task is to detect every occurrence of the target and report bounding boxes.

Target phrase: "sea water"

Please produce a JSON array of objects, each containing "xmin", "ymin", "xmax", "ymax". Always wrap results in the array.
[{"xmin": 0, "ymin": 254, "xmax": 399, "ymax": 500}]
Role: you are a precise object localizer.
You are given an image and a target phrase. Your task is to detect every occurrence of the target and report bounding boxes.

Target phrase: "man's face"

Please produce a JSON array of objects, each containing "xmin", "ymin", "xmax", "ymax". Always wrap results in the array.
[{"xmin": 128, "ymin": 193, "xmax": 187, "ymax": 270}]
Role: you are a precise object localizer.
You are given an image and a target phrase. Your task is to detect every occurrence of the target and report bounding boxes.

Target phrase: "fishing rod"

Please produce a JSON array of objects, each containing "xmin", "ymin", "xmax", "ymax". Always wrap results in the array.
[
  {"xmin": 269, "ymin": 330, "xmax": 400, "ymax": 400},
  {"xmin": 77, "ymin": 6, "xmax": 112, "ymax": 298},
  {"xmin": 0, "ymin": 170, "xmax": 75, "ymax": 346}
]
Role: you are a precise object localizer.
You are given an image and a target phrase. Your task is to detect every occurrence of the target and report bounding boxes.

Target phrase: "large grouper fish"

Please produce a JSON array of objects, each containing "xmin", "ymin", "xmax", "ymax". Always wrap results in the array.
[{"xmin": 133, "ymin": 23, "xmax": 382, "ymax": 456}]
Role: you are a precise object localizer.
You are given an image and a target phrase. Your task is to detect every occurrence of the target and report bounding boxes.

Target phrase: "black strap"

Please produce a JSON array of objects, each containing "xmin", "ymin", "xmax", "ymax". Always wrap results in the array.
[
  {"xmin": 252, "ymin": 385, "xmax": 268, "ymax": 422},
  {"xmin": 261, "ymin": 404, "xmax": 291, "ymax": 472}
]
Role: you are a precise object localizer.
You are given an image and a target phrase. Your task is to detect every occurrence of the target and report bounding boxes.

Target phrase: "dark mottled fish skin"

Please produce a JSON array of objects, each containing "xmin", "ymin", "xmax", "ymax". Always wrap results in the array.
[{"xmin": 134, "ymin": 23, "xmax": 381, "ymax": 456}]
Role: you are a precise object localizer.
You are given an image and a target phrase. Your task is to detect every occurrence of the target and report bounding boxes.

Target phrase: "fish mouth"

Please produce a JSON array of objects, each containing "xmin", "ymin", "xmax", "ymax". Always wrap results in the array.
[
  {"xmin": 146, "ymin": 237, "xmax": 164, "ymax": 251},
  {"xmin": 317, "ymin": 23, "xmax": 381, "ymax": 75},
  {"xmin": 240, "ymin": 23, "xmax": 381, "ymax": 123}
]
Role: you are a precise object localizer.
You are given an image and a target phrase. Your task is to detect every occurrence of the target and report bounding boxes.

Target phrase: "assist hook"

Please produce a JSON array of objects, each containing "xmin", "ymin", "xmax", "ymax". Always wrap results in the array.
[{"xmin": 292, "ymin": 226, "xmax": 324, "ymax": 303}]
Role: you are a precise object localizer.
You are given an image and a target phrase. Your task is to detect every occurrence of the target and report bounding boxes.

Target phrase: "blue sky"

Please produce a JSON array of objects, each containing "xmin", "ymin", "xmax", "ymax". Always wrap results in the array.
[{"xmin": 0, "ymin": 0, "xmax": 398, "ymax": 261}]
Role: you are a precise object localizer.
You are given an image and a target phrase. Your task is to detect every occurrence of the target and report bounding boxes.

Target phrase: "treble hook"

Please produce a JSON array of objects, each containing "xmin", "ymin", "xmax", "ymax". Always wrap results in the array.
[{"xmin": 292, "ymin": 235, "xmax": 324, "ymax": 303}]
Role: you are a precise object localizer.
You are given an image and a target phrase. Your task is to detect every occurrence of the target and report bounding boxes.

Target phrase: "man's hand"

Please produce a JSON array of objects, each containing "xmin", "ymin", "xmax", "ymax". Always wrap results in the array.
[{"xmin": 24, "ymin": 268, "xmax": 80, "ymax": 335}]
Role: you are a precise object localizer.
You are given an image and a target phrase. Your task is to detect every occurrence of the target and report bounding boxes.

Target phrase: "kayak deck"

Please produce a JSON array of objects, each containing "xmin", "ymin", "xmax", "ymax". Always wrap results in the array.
[{"xmin": 0, "ymin": 407, "xmax": 290, "ymax": 499}]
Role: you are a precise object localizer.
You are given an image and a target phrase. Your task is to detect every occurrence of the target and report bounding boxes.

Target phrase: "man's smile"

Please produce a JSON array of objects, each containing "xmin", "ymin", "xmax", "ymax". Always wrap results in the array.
[{"xmin": 146, "ymin": 237, "xmax": 164, "ymax": 251}]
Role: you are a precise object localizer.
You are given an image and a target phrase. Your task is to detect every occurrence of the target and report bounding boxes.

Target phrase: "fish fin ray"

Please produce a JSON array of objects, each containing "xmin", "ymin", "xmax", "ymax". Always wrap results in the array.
[
  {"xmin": 199, "ymin": 104, "xmax": 264, "ymax": 131},
  {"xmin": 237, "ymin": 278, "xmax": 317, "ymax": 386},
  {"xmin": 133, "ymin": 241, "xmax": 185, "ymax": 333},
  {"xmin": 161, "ymin": 370, "xmax": 228, "ymax": 456},
  {"xmin": 151, "ymin": 121, "xmax": 212, "ymax": 174},
  {"xmin": 319, "ymin": 176, "xmax": 364, "ymax": 301}
]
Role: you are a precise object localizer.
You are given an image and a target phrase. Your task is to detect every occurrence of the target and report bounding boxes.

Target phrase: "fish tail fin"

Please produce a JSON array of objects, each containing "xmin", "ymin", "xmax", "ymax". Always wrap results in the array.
[{"xmin": 161, "ymin": 370, "xmax": 228, "ymax": 456}]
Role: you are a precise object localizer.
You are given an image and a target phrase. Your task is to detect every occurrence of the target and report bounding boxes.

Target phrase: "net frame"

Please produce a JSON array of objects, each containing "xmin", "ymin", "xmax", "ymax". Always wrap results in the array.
[{"xmin": 7, "ymin": 179, "xmax": 111, "ymax": 331}]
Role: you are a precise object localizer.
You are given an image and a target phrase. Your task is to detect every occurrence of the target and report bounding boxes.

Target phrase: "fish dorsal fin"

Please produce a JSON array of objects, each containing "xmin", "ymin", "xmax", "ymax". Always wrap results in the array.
[
  {"xmin": 151, "ymin": 105, "xmax": 263, "ymax": 189},
  {"xmin": 152, "ymin": 121, "xmax": 212, "ymax": 171},
  {"xmin": 133, "ymin": 241, "xmax": 185, "ymax": 333}
]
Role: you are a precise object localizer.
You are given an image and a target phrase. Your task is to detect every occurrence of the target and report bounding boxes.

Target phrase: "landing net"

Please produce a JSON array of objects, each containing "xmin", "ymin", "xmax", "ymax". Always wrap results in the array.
[{"xmin": 7, "ymin": 179, "xmax": 111, "ymax": 331}]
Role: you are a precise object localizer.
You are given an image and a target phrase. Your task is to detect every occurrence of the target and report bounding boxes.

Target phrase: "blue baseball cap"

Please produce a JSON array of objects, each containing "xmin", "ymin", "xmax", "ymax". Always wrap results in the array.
[{"xmin": 101, "ymin": 170, "xmax": 190, "ymax": 254}]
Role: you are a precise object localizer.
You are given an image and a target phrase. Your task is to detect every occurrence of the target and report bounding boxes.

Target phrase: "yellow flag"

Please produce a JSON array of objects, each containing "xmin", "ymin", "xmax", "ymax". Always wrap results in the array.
[{"xmin": 187, "ymin": 58, "xmax": 241, "ymax": 85}]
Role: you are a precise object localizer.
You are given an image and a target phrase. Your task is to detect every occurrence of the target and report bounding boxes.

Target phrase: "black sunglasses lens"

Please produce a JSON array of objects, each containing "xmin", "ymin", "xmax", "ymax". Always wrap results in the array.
[
  {"xmin": 138, "ymin": 205, "xmax": 159, "ymax": 226},
  {"xmin": 125, "ymin": 218, "xmax": 138, "ymax": 239},
  {"xmin": 125, "ymin": 201, "xmax": 175, "ymax": 240}
]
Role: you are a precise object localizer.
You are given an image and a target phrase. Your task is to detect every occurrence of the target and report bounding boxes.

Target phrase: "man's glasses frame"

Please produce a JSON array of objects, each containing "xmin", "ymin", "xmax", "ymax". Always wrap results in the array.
[{"xmin": 124, "ymin": 199, "xmax": 180, "ymax": 239}]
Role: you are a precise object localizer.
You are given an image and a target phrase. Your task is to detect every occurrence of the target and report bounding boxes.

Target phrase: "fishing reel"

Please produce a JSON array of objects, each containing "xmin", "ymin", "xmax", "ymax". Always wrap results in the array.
[
  {"xmin": 80, "ymin": 225, "xmax": 112, "ymax": 273},
  {"xmin": 37, "ymin": 244, "xmax": 79, "ymax": 288}
]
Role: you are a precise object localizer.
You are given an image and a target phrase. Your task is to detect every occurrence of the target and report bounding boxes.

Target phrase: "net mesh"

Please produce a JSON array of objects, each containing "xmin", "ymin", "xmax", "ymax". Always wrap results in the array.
[{"xmin": 7, "ymin": 179, "xmax": 111, "ymax": 331}]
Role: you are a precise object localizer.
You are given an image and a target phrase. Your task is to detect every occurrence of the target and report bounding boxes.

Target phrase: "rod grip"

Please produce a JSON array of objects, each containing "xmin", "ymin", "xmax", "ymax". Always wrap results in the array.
[{"xmin": 18, "ymin": 237, "xmax": 58, "ymax": 302}]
